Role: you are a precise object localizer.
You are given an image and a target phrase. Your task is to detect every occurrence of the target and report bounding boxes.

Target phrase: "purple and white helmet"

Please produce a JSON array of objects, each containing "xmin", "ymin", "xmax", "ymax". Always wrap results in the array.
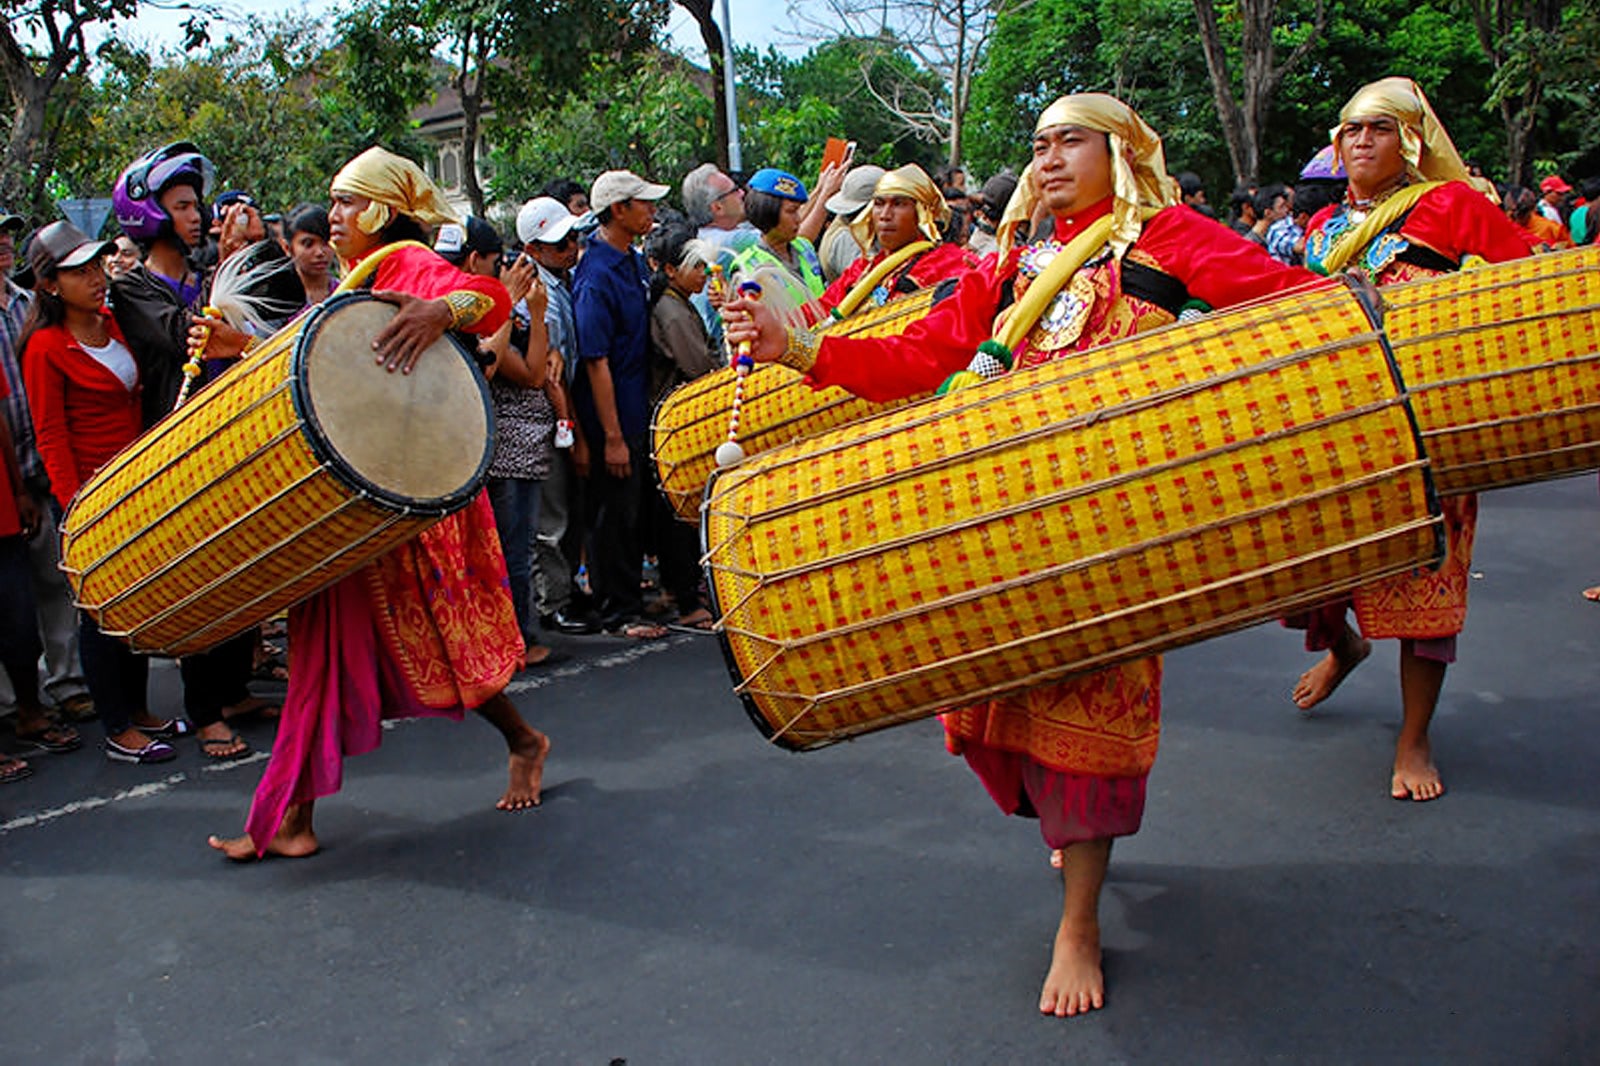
[{"xmin": 112, "ymin": 142, "xmax": 215, "ymax": 243}]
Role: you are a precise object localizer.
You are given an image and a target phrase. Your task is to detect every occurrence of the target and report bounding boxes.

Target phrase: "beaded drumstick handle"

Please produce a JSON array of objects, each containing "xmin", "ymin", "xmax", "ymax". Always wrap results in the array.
[
  {"xmin": 174, "ymin": 305, "xmax": 220, "ymax": 410},
  {"xmin": 714, "ymin": 280, "xmax": 763, "ymax": 468}
]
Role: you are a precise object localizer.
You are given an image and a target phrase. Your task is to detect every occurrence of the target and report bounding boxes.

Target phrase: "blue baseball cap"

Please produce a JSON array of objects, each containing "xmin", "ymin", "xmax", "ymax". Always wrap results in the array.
[{"xmin": 747, "ymin": 168, "xmax": 808, "ymax": 202}]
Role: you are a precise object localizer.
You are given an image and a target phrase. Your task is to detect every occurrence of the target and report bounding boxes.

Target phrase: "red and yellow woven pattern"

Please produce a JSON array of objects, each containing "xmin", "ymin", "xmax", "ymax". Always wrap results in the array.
[
  {"xmin": 1382, "ymin": 243, "xmax": 1600, "ymax": 495},
  {"xmin": 704, "ymin": 285, "xmax": 1442, "ymax": 751},
  {"xmin": 60, "ymin": 305, "xmax": 473, "ymax": 656},
  {"xmin": 652, "ymin": 288, "xmax": 937, "ymax": 522}
]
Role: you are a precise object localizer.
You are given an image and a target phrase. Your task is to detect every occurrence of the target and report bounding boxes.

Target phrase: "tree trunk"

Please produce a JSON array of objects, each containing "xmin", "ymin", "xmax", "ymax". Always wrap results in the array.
[
  {"xmin": 1193, "ymin": 0, "xmax": 1325, "ymax": 187},
  {"xmin": 1466, "ymin": 0, "xmax": 1564, "ymax": 186},
  {"xmin": 678, "ymin": 0, "xmax": 730, "ymax": 170},
  {"xmin": 1192, "ymin": 0, "xmax": 1250, "ymax": 184},
  {"xmin": 456, "ymin": 28, "xmax": 488, "ymax": 218},
  {"xmin": 1, "ymin": 12, "xmax": 88, "ymax": 215}
]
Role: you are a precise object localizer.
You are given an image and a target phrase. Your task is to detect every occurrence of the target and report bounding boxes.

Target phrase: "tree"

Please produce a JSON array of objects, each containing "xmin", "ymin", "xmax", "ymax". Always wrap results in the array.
[
  {"xmin": 675, "ymin": 0, "xmax": 732, "ymax": 169},
  {"xmin": 1461, "ymin": 0, "xmax": 1565, "ymax": 185},
  {"xmin": 397, "ymin": 0, "xmax": 668, "ymax": 216},
  {"xmin": 964, "ymin": 0, "xmax": 1226, "ymax": 187},
  {"xmin": 794, "ymin": 0, "xmax": 1037, "ymax": 166},
  {"xmin": 1, "ymin": 0, "xmax": 210, "ymax": 213},
  {"xmin": 1191, "ymin": 0, "xmax": 1328, "ymax": 186}
]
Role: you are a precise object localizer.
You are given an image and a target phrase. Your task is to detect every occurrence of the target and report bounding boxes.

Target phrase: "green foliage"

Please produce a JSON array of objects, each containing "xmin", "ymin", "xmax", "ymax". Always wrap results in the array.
[
  {"xmin": 733, "ymin": 39, "xmax": 947, "ymax": 177},
  {"xmin": 486, "ymin": 51, "xmax": 716, "ymax": 202}
]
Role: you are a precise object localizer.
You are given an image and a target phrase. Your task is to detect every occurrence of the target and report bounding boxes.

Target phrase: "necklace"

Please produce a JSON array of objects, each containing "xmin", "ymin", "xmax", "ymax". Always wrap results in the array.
[{"xmin": 1346, "ymin": 175, "xmax": 1410, "ymax": 224}]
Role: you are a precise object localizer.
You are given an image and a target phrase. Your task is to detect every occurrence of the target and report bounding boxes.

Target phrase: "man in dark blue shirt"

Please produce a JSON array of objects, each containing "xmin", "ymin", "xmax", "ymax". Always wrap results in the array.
[{"xmin": 571, "ymin": 169, "xmax": 669, "ymax": 635}]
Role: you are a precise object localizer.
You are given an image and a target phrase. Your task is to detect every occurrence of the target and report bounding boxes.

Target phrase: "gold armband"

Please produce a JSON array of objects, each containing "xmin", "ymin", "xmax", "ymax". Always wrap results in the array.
[
  {"xmin": 776, "ymin": 327, "xmax": 820, "ymax": 374},
  {"xmin": 443, "ymin": 289, "xmax": 495, "ymax": 330}
]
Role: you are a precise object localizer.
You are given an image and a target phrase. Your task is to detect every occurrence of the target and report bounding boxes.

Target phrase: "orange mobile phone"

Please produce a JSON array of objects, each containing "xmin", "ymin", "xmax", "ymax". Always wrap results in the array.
[{"xmin": 821, "ymin": 136, "xmax": 849, "ymax": 171}]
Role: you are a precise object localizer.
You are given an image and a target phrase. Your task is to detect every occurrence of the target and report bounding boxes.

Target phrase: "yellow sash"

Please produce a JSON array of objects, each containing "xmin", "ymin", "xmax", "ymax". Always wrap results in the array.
[
  {"xmin": 993, "ymin": 217, "xmax": 1115, "ymax": 352},
  {"xmin": 1314, "ymin": 182, "xmax": 1441, "ymax": 275},
  {"xmin": 831, "ymin": 240, "xmax": 935, "ymax": 319}
]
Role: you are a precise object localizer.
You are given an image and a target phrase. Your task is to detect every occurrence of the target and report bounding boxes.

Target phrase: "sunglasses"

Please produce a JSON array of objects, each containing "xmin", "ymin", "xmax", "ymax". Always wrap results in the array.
[
  {"xmin": 713, "ymin": 186, "xmax": 744, "ymax": 202},
  {"xmin": 535, "ymin": 233, "xmax": 576, "ymax": 251}
]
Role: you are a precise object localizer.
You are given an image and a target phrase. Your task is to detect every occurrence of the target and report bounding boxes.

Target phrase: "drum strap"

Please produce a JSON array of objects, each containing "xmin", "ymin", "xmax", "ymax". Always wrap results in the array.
[
  {"xmin": 1120, "ymin": 260, "xmax": 1191, "ymax": 318},
  {"xmin": 1393, "ymin": 241, "xmax": 1459, "ymax": 274}
]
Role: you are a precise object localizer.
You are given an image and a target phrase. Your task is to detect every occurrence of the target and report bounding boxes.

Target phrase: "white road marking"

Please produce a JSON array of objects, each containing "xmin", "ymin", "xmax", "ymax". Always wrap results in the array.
[{"xmin": 0, "ymin": 635, "xmax": 699, "ymax": 835}]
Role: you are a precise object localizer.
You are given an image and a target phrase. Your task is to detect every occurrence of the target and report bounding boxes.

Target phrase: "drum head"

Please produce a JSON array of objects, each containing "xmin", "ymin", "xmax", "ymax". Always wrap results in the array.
[{"xmin": 294, "ymin": 292, "xmax": 492, "ymax": 513}]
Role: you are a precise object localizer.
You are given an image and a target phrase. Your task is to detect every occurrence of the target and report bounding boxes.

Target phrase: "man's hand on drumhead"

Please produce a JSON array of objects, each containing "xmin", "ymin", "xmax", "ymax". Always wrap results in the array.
[
  {"xmin": 371, "ymin": 290, "xmax": 453, "ymax": 374},
  {"xmin": 722, "ymin": 294, "xmax": 787, "ymax": 362}
]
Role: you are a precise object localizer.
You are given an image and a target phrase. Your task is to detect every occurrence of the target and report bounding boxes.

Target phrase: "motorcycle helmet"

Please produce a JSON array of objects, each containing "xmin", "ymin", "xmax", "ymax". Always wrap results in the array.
[{"xmin": 113, "ymin": 142, "xmax": 215, "ymax": 245}]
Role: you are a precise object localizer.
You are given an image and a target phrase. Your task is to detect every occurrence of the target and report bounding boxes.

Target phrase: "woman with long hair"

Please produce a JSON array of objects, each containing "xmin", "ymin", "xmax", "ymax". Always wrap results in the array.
[{"xmin": 22, "ymin": 221, "xmax": 184, "ymax": 763}]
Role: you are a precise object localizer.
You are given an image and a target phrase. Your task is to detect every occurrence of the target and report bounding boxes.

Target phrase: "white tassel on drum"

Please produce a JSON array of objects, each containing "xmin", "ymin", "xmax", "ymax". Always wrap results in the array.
[{"xmin": 715, "ymin": 279, "xmax": 763, "ymax": 468}]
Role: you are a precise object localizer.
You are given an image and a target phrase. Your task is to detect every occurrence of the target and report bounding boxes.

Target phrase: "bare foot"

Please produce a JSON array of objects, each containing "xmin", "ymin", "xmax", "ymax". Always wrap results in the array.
[
  {"xmin": 1391, "ymin": 739, "xmax": 1444, "ymax": 801},
  {"xmin": 1292, "ymin": 635, "xmax": 1371, "ymax": 711},
  {"xmin": 1040, "ymin": 929, "xmax": 1104, "ymax": 1017},
  {"xmin": 207, "ymin": 826, "xmax": 320, "ymax": 862},
  {"xmin": 1584, "ymin": 586, "xmax": 1600, "ymax": 602},
  {"xmin": 497, "ymin": 731, "xmax": 551, "ymax": 811}
]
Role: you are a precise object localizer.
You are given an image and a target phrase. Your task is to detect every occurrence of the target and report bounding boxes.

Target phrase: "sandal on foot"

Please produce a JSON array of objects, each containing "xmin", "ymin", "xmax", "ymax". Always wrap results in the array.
[
  {"xmin": 0, "ymin": 756, "xmax": 32, "ymax": 783},
  {"xmin": 15, "ymin": 722, "xmax": 82, "ymax": 753},
  {"xmin": 198, "ymin": 731, "xmax": 251, "ymax": 760},
  {"xmin": 56, "ymin": 694, "xmax": 98, "ymax": 721},
  {"xmin": 105, "ymin": 737, "xmax": 177, "ymax": 764}
]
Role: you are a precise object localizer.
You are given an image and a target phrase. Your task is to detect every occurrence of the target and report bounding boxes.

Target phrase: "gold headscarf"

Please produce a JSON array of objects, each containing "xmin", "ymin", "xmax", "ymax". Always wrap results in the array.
[
  {"xmin": 996, "ymin": 93, "xmax": 1179, "ymax": 271},
  {"xmin": 1332, "ymin": 78, "xmax": 1473, "ymax": 187},
  {"xmin": 330, "ymin": 146, "xmax": 461, "ymax": 235},
  {"xmin": 848, "ymin": 164, "xmax": 950, "ymax": 251}
]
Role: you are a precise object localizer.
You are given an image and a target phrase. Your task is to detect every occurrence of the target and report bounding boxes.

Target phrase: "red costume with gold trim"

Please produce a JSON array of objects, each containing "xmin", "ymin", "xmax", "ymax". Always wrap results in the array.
[
  {"xmin": 819, "ymin": 241, "xmax": 976, "ymax": 313},
  {"xmin": 244, "ymin": 244, "xmax": 518, "ymax": 853},
  {"xmin": 1302, "ymin": 181, "xmax": 1532, "ymax": 641},
  {"xmin": 804, "ymin": 197, "xmax": 1317, "ymax": 841}
]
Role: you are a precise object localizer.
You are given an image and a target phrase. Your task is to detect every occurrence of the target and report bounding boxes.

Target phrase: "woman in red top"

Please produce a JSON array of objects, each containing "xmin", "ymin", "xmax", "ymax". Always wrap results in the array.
[{"xmin": 22, "ymin": 221, "xmax": 184, "ymax": 764}]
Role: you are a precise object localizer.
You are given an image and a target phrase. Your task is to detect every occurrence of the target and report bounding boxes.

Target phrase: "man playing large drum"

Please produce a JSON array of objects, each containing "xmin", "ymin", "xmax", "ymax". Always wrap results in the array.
[
  {"xmin": 725, "ymin": 93, "xmax": 1318, "ymax": 1017},
  {"xmin": 206, "ymin": 148, "xmax": 550, "ymax": 860},
  {"xmin": 1285, "ymin": 78, "xmax": 1534, "ymax": 801},
  {"xmin": 817, "ymin": 164, "xmax": 975, "ymax": 318}
]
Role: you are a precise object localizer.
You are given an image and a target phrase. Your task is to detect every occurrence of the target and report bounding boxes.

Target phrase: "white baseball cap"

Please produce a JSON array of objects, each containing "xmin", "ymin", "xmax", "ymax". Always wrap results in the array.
[
  {"xmin": 589, "ymin": 170, "xmax": 670, "ymax": 215},
  {"xmin": 516, "ymin": 197, "xmax": 579, "ymax": 245}
]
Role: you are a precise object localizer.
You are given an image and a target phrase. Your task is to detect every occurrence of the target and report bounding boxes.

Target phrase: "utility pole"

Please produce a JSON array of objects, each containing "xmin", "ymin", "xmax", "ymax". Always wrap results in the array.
[{"xmin": 719, "ymin": 0, "xmax": 742, "ymax": 172}]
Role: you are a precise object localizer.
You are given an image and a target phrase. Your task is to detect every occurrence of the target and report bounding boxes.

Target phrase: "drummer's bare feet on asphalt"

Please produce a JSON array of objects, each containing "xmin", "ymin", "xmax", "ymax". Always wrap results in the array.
[
  {"xmin": 1292, "ymin": 625, "xmax": 1370, "ymax": 711},
  {"xmin": 208, "ymin": 802, "xmax": 319, "ymax": 861},
  {"xmin": 1392, "ymin": 739, "xmax": 1444, "ymax": 801},
  {"xmin": 1041, "ymin": 839, "xmax": 1110, "ymax": 1018},
  {"xmin": 498, "ymin": 730, "xmax": 550, "ymax": 811}
]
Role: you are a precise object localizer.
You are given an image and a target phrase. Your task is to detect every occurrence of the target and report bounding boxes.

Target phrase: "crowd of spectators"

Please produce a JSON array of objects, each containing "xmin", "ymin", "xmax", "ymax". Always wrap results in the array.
[{"xmin": 1, "ymin": 136, "xmax": 1592, "ymax": 786}]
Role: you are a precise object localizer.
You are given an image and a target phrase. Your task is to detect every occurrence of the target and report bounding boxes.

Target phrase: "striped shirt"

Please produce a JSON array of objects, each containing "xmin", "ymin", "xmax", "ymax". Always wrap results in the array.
[{"xmin": 0, "ymin": 280, "xmax": 41, "ymax": 480}]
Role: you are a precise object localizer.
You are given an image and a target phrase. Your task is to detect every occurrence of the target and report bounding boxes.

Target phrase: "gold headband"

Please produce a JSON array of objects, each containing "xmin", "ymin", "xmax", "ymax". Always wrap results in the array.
[
  {"xmin": 1332, "ymin": 77, "xmax": 1472, "ymax": 187},
  {"xmin": 848, "ymin": 164, "xmax": 950, "ymax": 251},
  {"xmin": 331, "ymin": 146, "xmax": 460, "ymax": 235},
  {"xmin": 995, "ymin": 93, "xmax": 1178, "ymax": 271}
]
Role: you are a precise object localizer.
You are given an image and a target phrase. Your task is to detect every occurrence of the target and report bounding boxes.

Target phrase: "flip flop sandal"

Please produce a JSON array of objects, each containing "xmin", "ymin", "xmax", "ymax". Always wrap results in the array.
[
  {"xmin": 198, "ymin": 732, "xmax": 252, "ymax": 760},
  {"xmin": 56, "ymin": 694, "xmax": 98, "ymax": 722},
  {"xmin": 0, "ymin": 757, "xmax": 32, "ymax": 783},
  {"xmin": 15, "ymin": 723, "xmax": 83, "ymax": 753}
]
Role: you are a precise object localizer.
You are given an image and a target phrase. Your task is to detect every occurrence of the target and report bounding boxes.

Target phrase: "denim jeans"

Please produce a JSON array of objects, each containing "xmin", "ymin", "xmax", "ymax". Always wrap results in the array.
[{"xmin": 488, "ymin": 476, "xmax": 543, "ymax": 639}]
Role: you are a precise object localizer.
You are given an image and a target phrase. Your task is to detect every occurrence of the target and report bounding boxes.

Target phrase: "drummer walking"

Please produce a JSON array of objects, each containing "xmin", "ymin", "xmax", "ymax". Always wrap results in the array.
[
  {"xmin": 725, "ymin": 94, "xmax": 1320, "ymax": 1017},
  {"xmin": 1284, "ymin": 78, "xmax": 1535, "ymax": 801},
  {"xmin": 205, "ymin": 148, "xmax": 550, "ymax": 860}
]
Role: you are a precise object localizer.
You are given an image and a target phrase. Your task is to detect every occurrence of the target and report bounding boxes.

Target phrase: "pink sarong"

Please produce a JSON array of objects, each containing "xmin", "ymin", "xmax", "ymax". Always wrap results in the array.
[{"xmin": 242, "ymin": 573, "xmax": 466, "ymax": 852}]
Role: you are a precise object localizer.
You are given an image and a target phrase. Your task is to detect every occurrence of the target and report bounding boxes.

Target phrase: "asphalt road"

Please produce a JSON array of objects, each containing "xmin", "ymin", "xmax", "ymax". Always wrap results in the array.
[{"xmin": 2, "ymin": 476, "xmax": 1596, "ymax": 1064}]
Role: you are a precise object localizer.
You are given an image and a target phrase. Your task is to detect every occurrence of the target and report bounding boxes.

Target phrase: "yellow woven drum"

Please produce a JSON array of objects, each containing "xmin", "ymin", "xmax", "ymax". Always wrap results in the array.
[
  {"xmin": 61, "ymin": 292, "xmax": 492, "ymax": 656},
  {"xmin": 1381, "ymin": 243, "xmax": 1600, "ymax": 495},
  {"xmin": 704, "ymin": 284, "xmax": 1444, "ymax": 751},
  {"xmin": 652, "ymin": 287, "xmax": 938, "ymax": 522}
]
